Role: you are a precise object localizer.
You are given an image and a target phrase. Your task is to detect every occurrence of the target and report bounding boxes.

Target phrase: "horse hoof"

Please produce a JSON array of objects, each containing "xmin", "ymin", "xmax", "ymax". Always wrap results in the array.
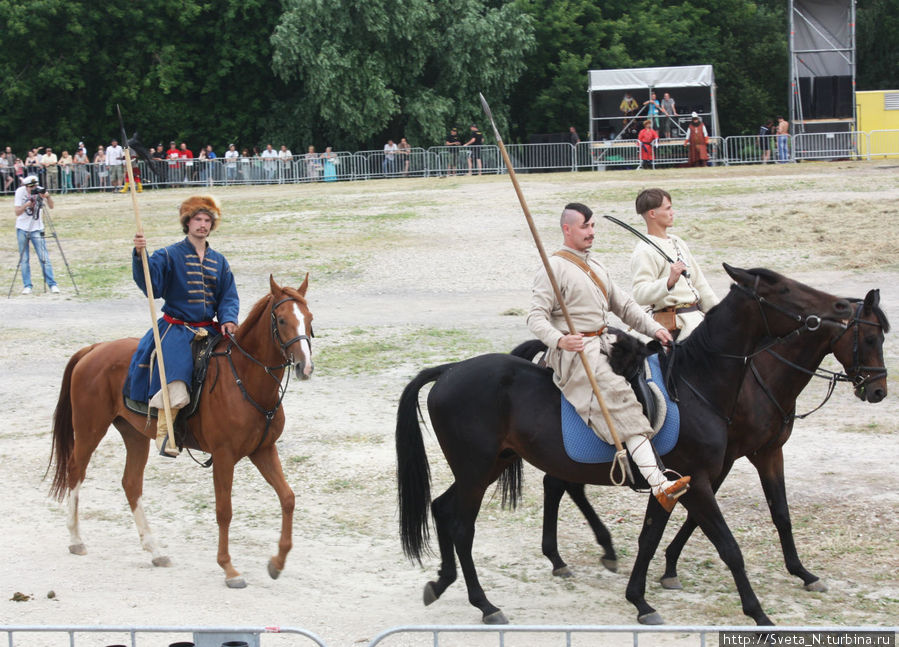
[
  {"xmin": 601, "ymin": 557, "xmax": 618, "ymax": 573},
  {"xmin": 659, "ymin": 575, "xmax": 682, "ymax": 590},
  {"xmin": 483, "ymin": 610, "xmax": 509, "ymax": 625},
  {"xmin": 423, "ymin": 582, "xmax": 438, "ymax": 606},
  {"xmin": 267, "ymin": 559, "xmax": 282, "ymax": 580},
  {"xmin": 552, "ymin": 566, "xmax": 573, "ymax": 578},
  {"xmin": 68, "ymin": 544, "xmax": 87, "ymax": 556},
  {"xmin": 804, "ymin": 579, "xmax": 827, "ymax": 592},
  {"xmin": 225, "ymin": 576, "xmax": 247, "ymax": 589},
  {"xmin": 638, "ymin": 611, "xmax": 665, "ymax": 625},
  {"xmin": 151, "ymin": 556, "xmax": 172, "ymax": 567}
]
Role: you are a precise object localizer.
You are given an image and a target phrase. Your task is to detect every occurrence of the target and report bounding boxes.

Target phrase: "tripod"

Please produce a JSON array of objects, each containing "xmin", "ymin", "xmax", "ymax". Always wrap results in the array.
[{"xmin": 7, "ymin": 199, "xmax": 80, "ymax": 298}]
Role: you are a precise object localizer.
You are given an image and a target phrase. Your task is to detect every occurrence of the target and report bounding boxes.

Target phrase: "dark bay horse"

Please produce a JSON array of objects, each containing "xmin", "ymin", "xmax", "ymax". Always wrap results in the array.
[
  {"xmin": 529, "ymin": 289, "xmax": 888, "ymax": 590},
  {"xmin": 48, "ymin": 275, "xmax": 314, "ymax": 587},
  {"xmin": 396, "ymin": 265, "xmax": 853, "ymax": 625}
]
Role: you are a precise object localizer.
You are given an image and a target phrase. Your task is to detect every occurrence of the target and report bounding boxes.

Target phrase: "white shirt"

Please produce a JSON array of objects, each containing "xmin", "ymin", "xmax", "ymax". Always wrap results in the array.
[
  {"xmin": 384, "ymin": 143, "xmax": 398, "ymax": 160},
  {"xmin": 278, "ymin": 149, "xmax": 292, "ymax": 161},
  {"xmin": 106, "ymin": 144, "xmax": 124, "ymax": 166},
  {"xmin": 224, "ymin": 150, "xmax": 239, "ymax": 166},
  {"xmin": 14, "ymin": 186, "xmax": 43, "ymax": 231}
]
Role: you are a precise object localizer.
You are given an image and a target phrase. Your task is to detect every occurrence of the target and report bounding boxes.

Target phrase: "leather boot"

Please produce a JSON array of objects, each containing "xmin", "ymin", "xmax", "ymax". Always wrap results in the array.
[
  {"xmin": 155, "ymin": 407, "xmax": 181, "ymax": 458},
  {"xmin": 655, "ymin": 476, "xmax": 691, "ymax": 513}
]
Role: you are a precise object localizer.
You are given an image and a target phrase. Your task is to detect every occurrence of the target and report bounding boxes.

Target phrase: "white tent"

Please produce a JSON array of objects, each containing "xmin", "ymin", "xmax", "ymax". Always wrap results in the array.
[{"xmin": 588, "ymin": 65, "xmax": 719, "ymax": 140}]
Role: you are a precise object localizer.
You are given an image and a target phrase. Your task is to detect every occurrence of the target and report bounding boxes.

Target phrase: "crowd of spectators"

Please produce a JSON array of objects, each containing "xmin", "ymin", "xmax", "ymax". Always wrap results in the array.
[{"xmin": 0, "ymin": 138, "xmax": 360, "ymax": 194}]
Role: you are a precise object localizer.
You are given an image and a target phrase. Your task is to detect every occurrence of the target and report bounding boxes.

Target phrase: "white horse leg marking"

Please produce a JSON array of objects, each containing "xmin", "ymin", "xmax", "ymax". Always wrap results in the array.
[
  {"xmin": 67, "ymin": 481, "xmax": 86, "ymax": 555},
  {"xmin": 132, "ymin": 496, "xmax": 170, "ymax": 566}
]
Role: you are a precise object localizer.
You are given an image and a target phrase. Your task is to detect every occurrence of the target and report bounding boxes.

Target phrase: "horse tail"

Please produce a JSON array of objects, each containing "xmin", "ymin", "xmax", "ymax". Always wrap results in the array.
[
  {"xmin": 497, "ymin": 456, "xmax": 524, "ymax": 510},
  {"xmin": 396, "ymin": 363, "xmax": 453, "ymax": 563},
  {"xmin": 47, "ymin": 345, "xmax": 93, "ymax": 501},
  {"xmin": 509, "ymin": 339, "xmax": 547, "ymax": 361}
]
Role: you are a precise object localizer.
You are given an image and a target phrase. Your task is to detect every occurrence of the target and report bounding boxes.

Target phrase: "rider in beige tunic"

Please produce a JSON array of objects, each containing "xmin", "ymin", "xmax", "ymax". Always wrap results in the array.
[
  {"xmin": 630, "ymin": 188, "xmax": 718, "ymax": 340},
  {"xmin": 527, "ymin": 202, "xmax": 690, "ymax": 511}
]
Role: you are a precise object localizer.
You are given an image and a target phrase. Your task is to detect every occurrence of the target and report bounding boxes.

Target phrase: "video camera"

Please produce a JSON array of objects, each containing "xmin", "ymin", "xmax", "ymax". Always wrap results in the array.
[{"xmin": 30, "ymin": 185, "xmax": 47, "ymax": 195}]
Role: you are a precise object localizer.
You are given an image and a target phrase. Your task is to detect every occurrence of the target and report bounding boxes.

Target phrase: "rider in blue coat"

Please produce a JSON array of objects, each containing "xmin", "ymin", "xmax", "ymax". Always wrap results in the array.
[{"xmin": 127, "ymin": 195, "xmax": 239, "ymax": 456}]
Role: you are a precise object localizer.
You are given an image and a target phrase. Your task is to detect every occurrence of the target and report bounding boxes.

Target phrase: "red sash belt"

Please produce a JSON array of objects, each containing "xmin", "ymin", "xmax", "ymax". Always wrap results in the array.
[{"xmin": 163, "ymin": 313, "xmax": 221, "ymax": 332}]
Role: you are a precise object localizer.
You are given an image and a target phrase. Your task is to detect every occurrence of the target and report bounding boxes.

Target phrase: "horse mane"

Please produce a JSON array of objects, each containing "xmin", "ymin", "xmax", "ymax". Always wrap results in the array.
[{"xmin": 237, "ymin": 291, "xmax": 274, "ymax": 335}]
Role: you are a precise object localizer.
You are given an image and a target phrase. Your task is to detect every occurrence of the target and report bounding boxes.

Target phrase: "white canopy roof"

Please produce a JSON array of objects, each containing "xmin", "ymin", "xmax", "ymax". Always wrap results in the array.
[{"xmin": 588, "ymin": 65, "xmax": 714, "ymax": 91}]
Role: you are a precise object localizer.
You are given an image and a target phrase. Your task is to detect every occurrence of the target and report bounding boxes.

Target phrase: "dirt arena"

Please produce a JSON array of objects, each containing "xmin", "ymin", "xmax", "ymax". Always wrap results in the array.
[{"xmin": 1, "ymin": 163, "xmax": 897, "ymax": 646}]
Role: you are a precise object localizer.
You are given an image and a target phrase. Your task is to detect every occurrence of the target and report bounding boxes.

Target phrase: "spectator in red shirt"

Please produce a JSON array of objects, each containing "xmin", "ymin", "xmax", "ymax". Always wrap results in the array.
[
  {"xmin": 178, "ymin": 142, "xmax": 194, "ymax": 183},
  {"xmin": 637, "ymin": 119, "xmax": 659, "ymax": 170}
]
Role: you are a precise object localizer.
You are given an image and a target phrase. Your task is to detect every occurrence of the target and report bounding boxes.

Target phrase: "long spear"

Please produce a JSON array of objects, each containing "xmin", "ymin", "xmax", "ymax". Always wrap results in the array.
[
  {"xmin": 116, "ymin": 105, "xmax": 176, "ymax": 456},
  {"xmin": 479, "ymin": 94, "xmax": 633, "ymax": 486}
]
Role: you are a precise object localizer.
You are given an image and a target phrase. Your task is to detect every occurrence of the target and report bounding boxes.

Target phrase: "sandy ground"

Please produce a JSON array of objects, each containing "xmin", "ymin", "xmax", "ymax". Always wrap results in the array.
[{"xmin": 0, "ymin": 164, "xmax": 897, "ymax": 647}]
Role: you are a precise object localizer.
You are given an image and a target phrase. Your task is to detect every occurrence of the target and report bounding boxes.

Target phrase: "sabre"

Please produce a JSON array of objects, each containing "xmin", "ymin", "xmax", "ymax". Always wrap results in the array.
[
  {"xmin": 479, "ymin": 93, "xmax": 633, "ymax": 486},
  {"xmin": 117, "ymin": 104, "xmax": 176, "ymax": 455},
  {"xmin": 603, "ymin": 214, "xmax": 690, "ymax": 278}
]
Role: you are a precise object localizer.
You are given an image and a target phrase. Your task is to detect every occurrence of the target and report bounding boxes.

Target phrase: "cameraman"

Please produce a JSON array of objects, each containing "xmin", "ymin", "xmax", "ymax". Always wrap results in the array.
[{"xmin": 13, "ymin": 175, "xmax": 59, "ymax": 294}]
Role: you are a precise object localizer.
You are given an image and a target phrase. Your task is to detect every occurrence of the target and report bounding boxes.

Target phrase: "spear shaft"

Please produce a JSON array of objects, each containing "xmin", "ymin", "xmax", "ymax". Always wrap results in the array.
[
  {"xmin": 117, "ymin": 105, "xmax": 175, "ymax": 454},
  {"xmin": 478, "ymin": 93, "xmax": 632, "ymax": 486}
]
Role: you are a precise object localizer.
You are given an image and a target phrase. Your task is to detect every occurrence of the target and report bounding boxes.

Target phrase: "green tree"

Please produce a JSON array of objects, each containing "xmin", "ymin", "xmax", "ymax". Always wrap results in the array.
[
  {"xmin": 856, "ymin": 0, "xmax": 899, "ymax": 90},
  {"xmin": 270, "ymin": 0, "xmax": 535, "ymax": 149}
]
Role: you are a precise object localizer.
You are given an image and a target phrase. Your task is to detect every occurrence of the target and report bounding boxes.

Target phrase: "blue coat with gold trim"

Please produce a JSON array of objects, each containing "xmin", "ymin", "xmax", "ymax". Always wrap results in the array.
[{"xmin": 126, "ymin": 238, "xmax": 239, "ymax": 403}]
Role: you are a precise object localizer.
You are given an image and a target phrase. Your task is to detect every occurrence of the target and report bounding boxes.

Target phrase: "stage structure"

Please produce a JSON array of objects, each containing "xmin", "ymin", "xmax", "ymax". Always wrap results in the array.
[
  {"xmin": 789, "ymin": 0, "xmax": 855, "ymax": 134},
  {"xmin": 587, "ymin": 65, "xmax": 719, "ymax": 142}
]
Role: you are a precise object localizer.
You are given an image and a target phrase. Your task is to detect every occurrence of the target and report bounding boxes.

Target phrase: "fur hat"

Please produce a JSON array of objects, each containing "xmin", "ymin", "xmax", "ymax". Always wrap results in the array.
[{"xmin": 179, "ymin": 195, "xmax": 221, "ymax": 232}]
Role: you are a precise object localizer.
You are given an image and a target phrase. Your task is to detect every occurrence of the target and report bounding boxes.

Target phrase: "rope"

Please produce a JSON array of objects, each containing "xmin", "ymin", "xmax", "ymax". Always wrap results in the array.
[{"xmin": 611, "ymin": 449, "xmax": 628, "ymax": 486}]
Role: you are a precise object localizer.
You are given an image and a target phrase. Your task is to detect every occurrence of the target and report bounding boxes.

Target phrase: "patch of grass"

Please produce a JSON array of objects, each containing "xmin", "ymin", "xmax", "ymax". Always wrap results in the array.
[{"xmin": 317, "ymin": 326, "xmax": 489, "ymax": 375}]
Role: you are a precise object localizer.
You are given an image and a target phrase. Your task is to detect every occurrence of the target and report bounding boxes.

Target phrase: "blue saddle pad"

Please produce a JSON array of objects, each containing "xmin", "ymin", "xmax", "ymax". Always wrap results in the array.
[{"xmin": 560, "ymin": 353, "xmax": 680, "ymax": 464}]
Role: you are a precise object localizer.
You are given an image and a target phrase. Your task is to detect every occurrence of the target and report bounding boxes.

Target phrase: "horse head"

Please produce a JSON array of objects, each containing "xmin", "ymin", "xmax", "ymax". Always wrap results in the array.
[
  {"xmin": 830, "ymin": 289, "xmax": 889, "ymax": 403},
  {"xmin": 723, "ymin": 264, "xmax": 852, "ymax": 337},
  {"xmin": 269, "ymin": 274, "xmax": 315, "ymax": 380}
]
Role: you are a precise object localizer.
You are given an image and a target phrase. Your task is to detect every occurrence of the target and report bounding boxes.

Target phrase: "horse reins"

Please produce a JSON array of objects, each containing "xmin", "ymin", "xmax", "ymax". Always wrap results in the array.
[
  {"xmin": 675, "ymin": 277, "xmax": 850, "ymax": 426},
  {"xmin": 210, "ymin": 295, "xmax": 312, "ymax": 457}
]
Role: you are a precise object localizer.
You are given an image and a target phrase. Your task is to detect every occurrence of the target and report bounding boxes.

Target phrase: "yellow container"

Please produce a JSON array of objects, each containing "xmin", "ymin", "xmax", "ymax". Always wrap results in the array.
[{"xmin": 856, "ymin": 90, "xmax": 899, "ymax": 158}]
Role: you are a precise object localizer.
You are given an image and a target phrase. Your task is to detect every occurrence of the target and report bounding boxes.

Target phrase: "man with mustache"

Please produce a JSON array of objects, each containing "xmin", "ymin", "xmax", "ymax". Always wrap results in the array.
[
  {"xmin": 527, "ymin": 202, "xmax": 690, "ymax": 512},
  {"xmin": 126, "ymin": 195, "xmax": 239, "ymax": 457}
]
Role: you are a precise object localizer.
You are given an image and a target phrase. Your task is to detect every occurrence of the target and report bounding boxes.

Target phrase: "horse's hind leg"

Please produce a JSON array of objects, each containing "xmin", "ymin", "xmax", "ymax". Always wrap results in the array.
[
  {"xmin": 565, "ymin": 481, "xmax": 618, "ymax": 573},
  {"xmin": 541, "ymin": 475, "xmax": 570, "ymax": 576},
  {"xmin": 118, "ymin": 421, "xmax": 170, "ymax": 567},
  {"xmin": 248, "ymin": 444, "xmax": 295, "ymax": 579},
  {"xmin": 440, "ymin": 481, "xmax": 507, "ymax": 624},
  {"xmin": 424, "ymin": 485, "xmax": 460, "ymax": 605},
  {"xmin": 65, "ymin": 418, "xmax": 109, "ymax": 556}
]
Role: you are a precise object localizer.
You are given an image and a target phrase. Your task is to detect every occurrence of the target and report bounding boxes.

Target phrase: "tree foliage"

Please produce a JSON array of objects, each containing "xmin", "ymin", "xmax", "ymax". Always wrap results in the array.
[
  {"xmin": 0, "ymin": 0, "xmax": 895, "ymax": 154},
  {"xmin": 270, "ymin": 0, "xmax": 534, "ymax": 149}
]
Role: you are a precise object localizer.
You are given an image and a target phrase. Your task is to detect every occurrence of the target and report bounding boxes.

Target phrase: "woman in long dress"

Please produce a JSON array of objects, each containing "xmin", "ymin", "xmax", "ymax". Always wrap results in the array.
[{"xmin": 322, "ymin": 146, "xmax": 337, "ymax": 182}]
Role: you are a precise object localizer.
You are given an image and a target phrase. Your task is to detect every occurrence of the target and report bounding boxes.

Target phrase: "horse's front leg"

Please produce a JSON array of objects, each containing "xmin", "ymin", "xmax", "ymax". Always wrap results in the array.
[
  {"xmin": 749, "ymin": 445, "xmax": 824, "ymax": 591},
  {"xmin": 118, "ymin": 424, "xmax": 170, "ymax": 567},
  {"xmin": 248, "ymin": 444, "xmax": 295, "ymax": 579},
  {"xmin": 661, "ymin": 459, "xmax": 735, "ymax": 590},
  {"xmin": 625, "ymin": 493, "xmax": 674, "ymax": 625},
  {"xmin": 212, "ymin": 455, "xmax": 244, "ymax": 588},
  {"xmin": 680, "ymin": 478, "xmax": 773, "ymax": 625}
]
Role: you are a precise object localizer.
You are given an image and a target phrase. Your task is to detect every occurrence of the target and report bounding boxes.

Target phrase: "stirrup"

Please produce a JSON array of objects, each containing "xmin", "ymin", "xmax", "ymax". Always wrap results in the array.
[{"xmin": 158, "ymin": 435, "xmax": 180, "ymax": 458}]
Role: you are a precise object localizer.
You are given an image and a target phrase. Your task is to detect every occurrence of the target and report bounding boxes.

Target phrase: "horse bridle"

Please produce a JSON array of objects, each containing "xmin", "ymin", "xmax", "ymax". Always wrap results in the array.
[
  {"xmin": 675, "ymin": 277, "xmax": 852, "ymax": 424},
  {"xmin": 210, "ymin": 295, "xmax": 313, "ymax": 457},
  {"xmin": 828, "ymin": 299, "xmax": 886, "ymax": 394},
  {"xmin": 270, "ymin": 296, "xmax": 314, "ymax": 363}
]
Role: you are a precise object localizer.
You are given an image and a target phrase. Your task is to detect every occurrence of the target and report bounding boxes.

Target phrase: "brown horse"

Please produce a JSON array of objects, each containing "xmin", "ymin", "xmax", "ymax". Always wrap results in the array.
[{"xmin": 48, "ymin": 275, "xmax": 314, "ymax": 588}]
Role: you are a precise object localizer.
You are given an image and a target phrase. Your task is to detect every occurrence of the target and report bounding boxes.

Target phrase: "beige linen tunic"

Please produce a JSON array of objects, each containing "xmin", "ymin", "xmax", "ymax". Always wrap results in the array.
[
  {"xmin": 527, "ymin": 246, "xmax": 666, "ymax": 444},
  {"xmin": 630, "ymin": 234, "xmax": 719, "ymax": 339}
]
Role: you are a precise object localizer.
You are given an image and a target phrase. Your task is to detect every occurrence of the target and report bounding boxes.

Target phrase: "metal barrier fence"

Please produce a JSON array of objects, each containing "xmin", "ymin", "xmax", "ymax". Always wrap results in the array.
[
  {"xmin": 367, "ymin": 624, "xmax": 899, "ymax": 646},
  {"xmin": 2, "ymin": 130, "xmax": 897, "ymax": 196},
  {"xmin": 3, "ymin": 624, "xmax": 895, "ymax": 647},
  {"xmin": 867, "ymin": 130, "xmax": 899, "ymax": 159},
  {"xmin": 792, "ymin": 131, "xmax": 865, "ymax": 162},
  {"xmin": 0, "ymin": 625, "xmax": 326, "ymax": 647}
]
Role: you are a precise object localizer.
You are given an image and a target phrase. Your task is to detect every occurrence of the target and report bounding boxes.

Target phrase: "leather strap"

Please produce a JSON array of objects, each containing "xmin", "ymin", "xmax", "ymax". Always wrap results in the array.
[
  {"xmin": 655, "ymin": 302, "xmax": 699, "ymax": 315},
  {"xmin": 581, "ymin": 327, "xmax": 607, "ymax": 337},
  {"xmin": 553, "ymin": 250, "xmax": 608, "ymax": 300}
]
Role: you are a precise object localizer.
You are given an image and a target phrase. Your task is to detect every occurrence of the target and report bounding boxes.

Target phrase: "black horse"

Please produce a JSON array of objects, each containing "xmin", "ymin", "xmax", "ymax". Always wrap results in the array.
[
  {"xmin": 529, "ymin": 289, "xmax": 888, "ymax": 591},
  {"xmin": 396, "ymin": 265, "xmax": 853, "ymax": 625}
]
